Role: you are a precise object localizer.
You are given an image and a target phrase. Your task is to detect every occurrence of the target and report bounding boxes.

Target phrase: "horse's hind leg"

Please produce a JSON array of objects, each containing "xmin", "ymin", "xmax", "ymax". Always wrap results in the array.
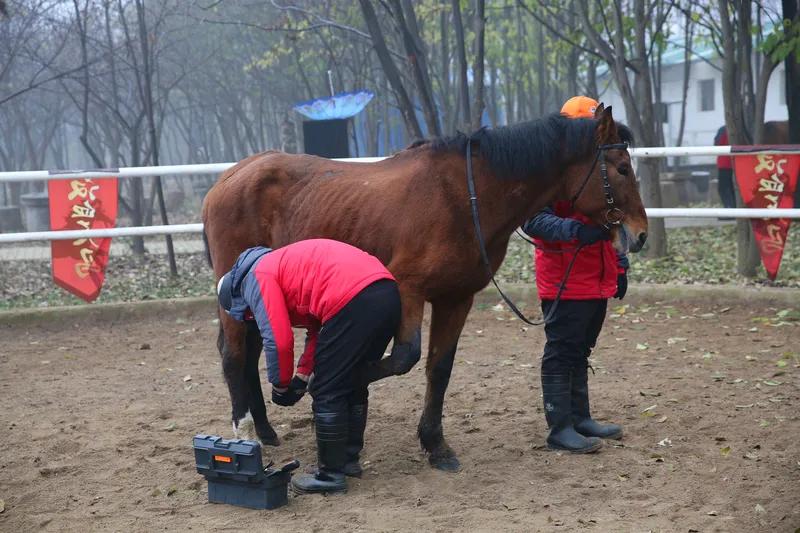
[
  {"xmin": 417, "ymin": 295, "xmax": 474, "ymax": 472},
  {"xmin": 244, "ymin": 321, "xmax": 279, "ymax": 445}
]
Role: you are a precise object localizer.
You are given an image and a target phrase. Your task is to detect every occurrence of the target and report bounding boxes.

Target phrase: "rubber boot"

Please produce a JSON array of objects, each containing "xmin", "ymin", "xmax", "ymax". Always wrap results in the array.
[
  {"xmin": 542, "ymin": 373, "xmax": 602, "ymax": 453},
  {"xmin": 291, "ymin": 411, "xmax": 348, "ymax": 494},
  {"xmin": 571, "ymin": 365, "xmax": 623, "ymax": 440},
  {"xmin": 344, "ymin": 403, "xmax": 367, "ymax": 478}
]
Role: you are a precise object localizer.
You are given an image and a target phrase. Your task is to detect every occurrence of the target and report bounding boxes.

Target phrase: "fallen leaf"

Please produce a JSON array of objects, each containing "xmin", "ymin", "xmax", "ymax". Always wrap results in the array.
[
  {"xmin": 183, "ymin": 375, "xmax": 192, "ymax": 382},
  {"xmin": 763, "ymin": 380, "xmax": 781, "ymax": 386},
  {"xmin": 164, "ymin": 422, "xmax": 176, "ymax": 432},
  {"xmin": 720, "ymin": 446, "xmax": 731, "ymax": 457},
  {"xmin": 636, "ymin": 343, "xmax": 649, "ymax": 351},
  {"xmin": 656, "ymin": 416, "xmax": 668, "ymax": 423},
  {"xmin": 759, "ymin": 420, "xmax": 770, "ymax": 428},
  {"xmin": 776, "ymin": 360, "xmax": 788, "ymax": 368}
]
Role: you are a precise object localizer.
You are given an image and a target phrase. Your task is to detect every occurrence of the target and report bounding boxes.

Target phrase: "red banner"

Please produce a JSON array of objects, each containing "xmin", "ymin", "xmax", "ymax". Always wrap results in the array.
[
  {"xmin": 47, "ymin": 178, "xmax": 118, "ymax": 302},
  {"xmin": 733, "ymin": 150, "xmax": 800, "ymax": 280}
]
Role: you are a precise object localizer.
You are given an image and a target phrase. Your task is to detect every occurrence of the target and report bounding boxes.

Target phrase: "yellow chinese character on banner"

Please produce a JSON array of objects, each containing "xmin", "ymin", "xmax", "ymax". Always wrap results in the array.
[
  {"xmin": 70, "ymin": 200, "xmax": 96, "ymax": 219},
  {"xmin": 759, "ymin": 223, "xmax": 785, "ymax": 254},
  {"xmin": 67, "ymin": 179, "xmax": 99, "ymax": 201},
  {"xmin": 73, "ymin": 237, "xmax": 99, "ymax": 248},
  {"xmin": 754, "ymin": 154, "xmax": 787, "ymax": 175},
  {"xmin": 758, "ymin": 175, "xmax": 785, "ymax": 194},
  {"xmin": 74, "ymin": 247, "xmax": 100, "ymax": 278}
]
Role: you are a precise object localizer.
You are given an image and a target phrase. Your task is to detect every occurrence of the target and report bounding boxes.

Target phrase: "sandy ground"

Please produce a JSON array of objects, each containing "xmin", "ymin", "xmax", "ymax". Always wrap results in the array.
[{"xmin": 0, "ymin": 293, "xmax": 798, "ymax": 532}]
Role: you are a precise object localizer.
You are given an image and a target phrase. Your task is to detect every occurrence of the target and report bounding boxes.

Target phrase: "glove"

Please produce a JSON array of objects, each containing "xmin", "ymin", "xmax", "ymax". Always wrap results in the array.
[
  {"xmin": 271, "ymin": 376, "xmax": 308, "ymax": 407},
  {"xmin": 615, "ymin": 271, "xmax": 628, "ymax": 299},
  {"xmin": 576, "ymin": 224, "xmax": 611, "ymax": 245}
]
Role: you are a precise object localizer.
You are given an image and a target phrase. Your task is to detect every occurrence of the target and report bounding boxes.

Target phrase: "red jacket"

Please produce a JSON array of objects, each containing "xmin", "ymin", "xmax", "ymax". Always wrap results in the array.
[
  {"xmin": 227, "ymin": 239, "xmax": 395, "ymax": 386},
  {"xmin": 715, "ymin": 127, "xmax": 732, "ymax": 169},
  {"xmin": 523, "ymin": 202, "xmax": 626, "ymax": 300}
]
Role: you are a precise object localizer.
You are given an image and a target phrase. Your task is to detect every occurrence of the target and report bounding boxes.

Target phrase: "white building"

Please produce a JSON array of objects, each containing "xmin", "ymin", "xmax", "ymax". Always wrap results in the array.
[{"xmin": 597, "ymin": 48, "xmax": 789, "ymax": 165}]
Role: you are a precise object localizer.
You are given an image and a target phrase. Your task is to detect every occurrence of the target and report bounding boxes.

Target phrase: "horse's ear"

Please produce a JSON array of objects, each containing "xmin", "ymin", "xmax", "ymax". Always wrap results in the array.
[
  {"xmin": 593, "ymin": 102, "xmax": 605, "ymax": 119},
  {"xmin": 596, "ymin": 105, "xmax": 618, "ymax": 143}
]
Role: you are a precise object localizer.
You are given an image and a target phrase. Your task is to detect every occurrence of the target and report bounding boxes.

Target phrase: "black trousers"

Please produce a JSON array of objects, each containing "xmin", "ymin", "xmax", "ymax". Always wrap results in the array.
[
  {"xmin": 717, "ymin": 168, "xmax": 736, "ymax": 209},
  {"xmin": 309, "ymin": 279, "xmax": 401, "ymax": 413},
  {"xmin": 541, "ymin": 299, "xmax": 607, "ymax": 375}
]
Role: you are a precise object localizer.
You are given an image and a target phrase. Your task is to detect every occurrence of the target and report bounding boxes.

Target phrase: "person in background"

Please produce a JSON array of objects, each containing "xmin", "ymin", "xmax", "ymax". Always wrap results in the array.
[
  {"xmin": 217, "ymin": 239, "xmax": 400, "ymax": 494},
  {"xmin": 522, "ymin": 96, "xmax": 629, "ymax": 454},
  {"xmin": 714, "ymin": 125, "xmax": 737, "ymax": 209}
]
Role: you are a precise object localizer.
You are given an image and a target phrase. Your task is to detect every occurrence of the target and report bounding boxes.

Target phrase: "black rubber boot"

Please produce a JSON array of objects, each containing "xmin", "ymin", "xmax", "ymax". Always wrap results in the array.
[
  {"xmin": 291, "ymin": 412, "xmax": 348, "ymax": 494},
  {"xmin": 542, "ymin": 373, "xmax": 602, "ymax": 453},
  {"xmin": 571, "ymin": 365, "xmax": 623, "ymax": 440},
  {"xmin": 344, "ymin": 403, "xmax": 367, "ymax": 478}
]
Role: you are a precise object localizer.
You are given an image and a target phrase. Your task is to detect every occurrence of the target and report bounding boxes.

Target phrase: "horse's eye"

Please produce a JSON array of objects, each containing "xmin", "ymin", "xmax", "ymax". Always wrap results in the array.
[{"xmin": 617, "ymin": 164, "xmax": 630, "ymax": 176}]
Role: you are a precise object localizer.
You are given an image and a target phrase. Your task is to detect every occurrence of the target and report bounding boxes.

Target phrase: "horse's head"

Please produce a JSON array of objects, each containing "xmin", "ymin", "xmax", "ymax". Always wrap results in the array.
[{"xmin": 566, "ymin": 105, "xmax": 648, "ymax": 253}]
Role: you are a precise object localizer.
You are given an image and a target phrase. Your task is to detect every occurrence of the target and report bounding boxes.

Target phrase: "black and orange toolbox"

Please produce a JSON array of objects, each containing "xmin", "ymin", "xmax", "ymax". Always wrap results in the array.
[{"xmin": 193, "ymin": 435, "xmax": 299, "ymax": 510}]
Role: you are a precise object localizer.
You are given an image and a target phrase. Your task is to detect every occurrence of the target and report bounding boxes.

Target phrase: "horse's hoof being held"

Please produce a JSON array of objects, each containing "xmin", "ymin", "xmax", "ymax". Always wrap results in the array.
[{"xmin": 546, "ymin": 426, "xmax": 603, "ymax": 454}]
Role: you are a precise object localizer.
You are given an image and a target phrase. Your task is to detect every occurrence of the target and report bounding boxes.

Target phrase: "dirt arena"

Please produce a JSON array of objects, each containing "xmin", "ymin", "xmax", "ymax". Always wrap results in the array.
[{"xmin": 0, "ymin": 289, "xmax": 798, "ymax": 532}]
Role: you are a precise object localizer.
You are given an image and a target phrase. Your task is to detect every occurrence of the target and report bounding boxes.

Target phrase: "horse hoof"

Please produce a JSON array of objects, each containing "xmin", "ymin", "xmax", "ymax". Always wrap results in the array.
[
  {"xmin": 429, "ymin": 454, "xmax": 461, "ymax": 472},
  {"xmin": 259, "ymin": 433, "xmax": 280, "ymax": 447}
]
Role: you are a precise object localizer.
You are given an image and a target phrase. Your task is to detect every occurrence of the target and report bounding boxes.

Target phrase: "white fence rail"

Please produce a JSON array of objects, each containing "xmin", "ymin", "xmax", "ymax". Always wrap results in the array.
[
  {"xmin": 2, "ymin": 209, "xmax": 800, "ymax": 244},
  {"xmin": 1, "ymin": 145, "xmax": 799, "ymax": 244}
]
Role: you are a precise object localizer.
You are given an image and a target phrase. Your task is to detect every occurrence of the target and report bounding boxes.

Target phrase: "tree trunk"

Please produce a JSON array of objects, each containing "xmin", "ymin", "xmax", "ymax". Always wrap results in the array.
[
  {"xmin": 451, "ymin": 0, "xmax": 470, "ymax": 131},
  {"xmin": 675, "ymin": 17, "xmax": 693, "ymax": 147},
  {"xmin": 783, "ymin": 0, "xmax": 800, "ymax": 143},
  {"xmin": 359, "ymin": 0, "xmax": 423, "ymax": 139},
  {"xmin": 440, "ymin": 6, "xmax": 453, "ymax": 133},
  {"xmin": 135, "ymin": 0, "xmax": 176, "ymax": 275},
  {"xmin": 392, "ymin": 0, "xmax": 441, "ymax": 136},
  {"xmin": 470, "ymin": 0, "xmax": 485, "ymax": 131}
]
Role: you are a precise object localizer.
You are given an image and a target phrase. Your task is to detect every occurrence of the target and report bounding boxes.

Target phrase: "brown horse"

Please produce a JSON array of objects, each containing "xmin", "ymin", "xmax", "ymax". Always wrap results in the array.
[{"xmin": 202, "ymin": 106, "xmax": 648, "ymax": 471}]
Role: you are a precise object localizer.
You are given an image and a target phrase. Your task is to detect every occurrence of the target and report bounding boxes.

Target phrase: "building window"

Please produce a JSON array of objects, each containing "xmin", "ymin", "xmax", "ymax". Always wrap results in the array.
[{"xmin": 699, "ymin": 79, "xmax": 715, "ymax": 111}]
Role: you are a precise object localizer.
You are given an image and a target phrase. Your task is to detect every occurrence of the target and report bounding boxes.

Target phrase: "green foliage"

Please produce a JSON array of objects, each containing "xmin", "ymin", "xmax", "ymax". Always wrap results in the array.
[{"xmin": 758, "ymin": 18, "xmax": 800, "ymax": 63}]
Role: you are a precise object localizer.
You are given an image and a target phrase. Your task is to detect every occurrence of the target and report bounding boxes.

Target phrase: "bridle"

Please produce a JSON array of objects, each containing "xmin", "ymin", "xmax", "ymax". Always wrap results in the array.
[
  {"xmin": 569, "ymin": 142, "xmax": 628, "ymax": 229},
  {"xmin": 466, "ymin": 140, "xmax": 628, "ymax": 326}
]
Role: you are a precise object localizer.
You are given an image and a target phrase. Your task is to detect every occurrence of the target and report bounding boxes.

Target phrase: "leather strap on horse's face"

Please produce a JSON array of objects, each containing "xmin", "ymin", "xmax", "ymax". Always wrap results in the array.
[{"xmin": 569, "ymin": 142, "xmax": 628, "ymax": 229}]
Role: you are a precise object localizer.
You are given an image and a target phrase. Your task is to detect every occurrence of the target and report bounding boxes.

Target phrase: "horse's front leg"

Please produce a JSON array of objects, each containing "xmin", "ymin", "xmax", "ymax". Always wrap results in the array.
[
  {"xmin": 218, "ymin": 312, "xmax": 278, "ymax": 446},
  {"xmin": 366, "ymin": 288, "xmax": 424, "ymax": 382},
  {"xmin": 417, "ymin": 295, "xmax": 474, "ymax": 472},
  {"xmin": 244, "ymin": 321, "xmax": 279, "ymax": 445}
]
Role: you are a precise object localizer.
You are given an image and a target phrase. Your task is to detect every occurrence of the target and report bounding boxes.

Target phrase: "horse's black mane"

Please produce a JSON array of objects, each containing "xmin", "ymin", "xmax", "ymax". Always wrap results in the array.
[{"xmin": 421, "ymin": 113, "xmax": 633, "ymax": 181}]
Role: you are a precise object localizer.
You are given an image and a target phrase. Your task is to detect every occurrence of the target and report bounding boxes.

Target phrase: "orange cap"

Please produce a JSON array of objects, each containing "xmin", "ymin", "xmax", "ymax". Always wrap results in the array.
[{"xmin": 560, "ymin": 96, "xmax": 600, "ymax": 119}]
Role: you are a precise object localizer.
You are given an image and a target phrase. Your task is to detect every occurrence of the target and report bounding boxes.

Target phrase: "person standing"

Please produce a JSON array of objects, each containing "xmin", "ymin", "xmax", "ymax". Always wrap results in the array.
[
  {"xmin": 522, "ymin": 96, "xmax": 628, "ymax": 454},
  {"xmin": 217, "ymin": 239, "xmax": 400, "ymax": 494},
  {"xmin": 714, "ymin": 125, "xmax": 737, "ymax": 209}
]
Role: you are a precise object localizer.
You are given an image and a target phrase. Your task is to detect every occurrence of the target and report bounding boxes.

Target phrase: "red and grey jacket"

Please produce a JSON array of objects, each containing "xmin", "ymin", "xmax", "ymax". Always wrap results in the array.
[
  {"xmin": 224, "ymin": 239, "xmax": 395, "ymax": 387},
  {"xmin": 522, "ymin": 202, "xmax": 628, "ymax": 300}
]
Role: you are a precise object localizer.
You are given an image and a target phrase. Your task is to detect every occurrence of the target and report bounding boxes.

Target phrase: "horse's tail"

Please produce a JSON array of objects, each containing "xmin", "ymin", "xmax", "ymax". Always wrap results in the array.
[{"xmin": 202, "ymin": 229, "xmax": 213, "ymax": 269}]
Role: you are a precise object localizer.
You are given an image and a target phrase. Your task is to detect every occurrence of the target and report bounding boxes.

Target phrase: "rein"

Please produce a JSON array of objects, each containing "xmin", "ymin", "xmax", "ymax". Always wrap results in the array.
[{"xmin": 465, "ymin": 140, "xmax": 625, "ymax": 326}]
